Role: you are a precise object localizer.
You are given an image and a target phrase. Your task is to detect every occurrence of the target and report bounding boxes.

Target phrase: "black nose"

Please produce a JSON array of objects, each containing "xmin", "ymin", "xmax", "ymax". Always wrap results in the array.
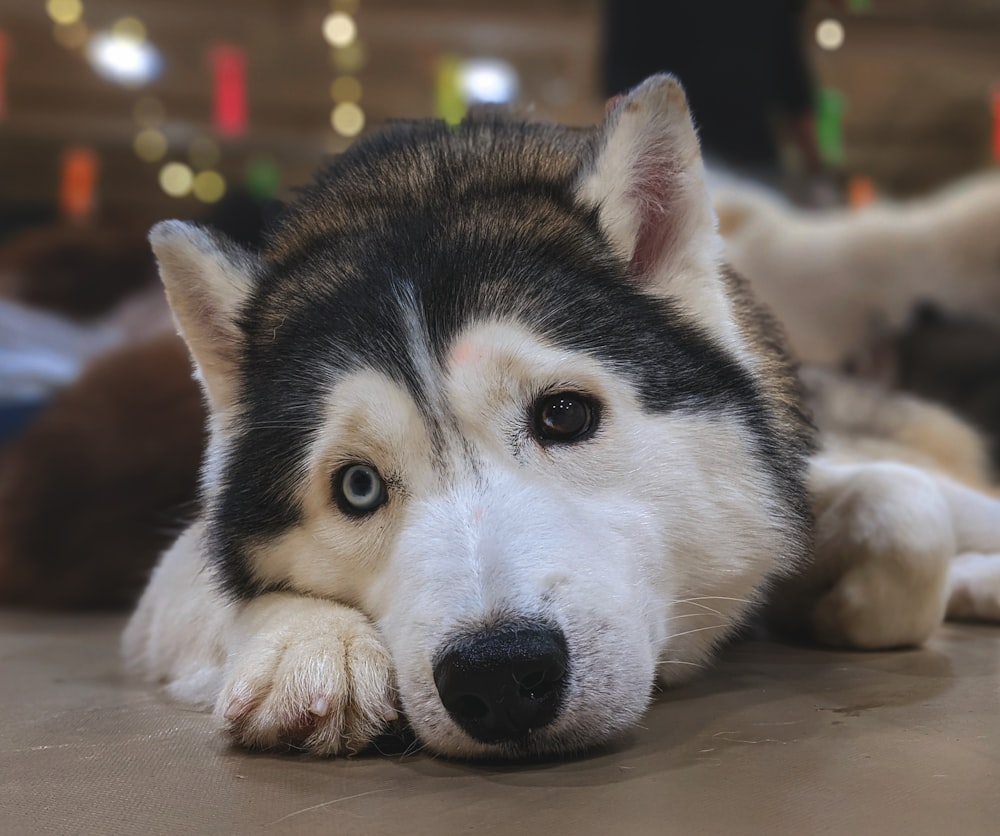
[{"xmin": 433, "ymin": 620, "xmax": 569, "ymax": 744}]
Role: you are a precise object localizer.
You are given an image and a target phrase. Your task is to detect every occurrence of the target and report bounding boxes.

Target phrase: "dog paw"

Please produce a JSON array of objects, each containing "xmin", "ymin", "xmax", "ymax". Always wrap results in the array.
[
  {"xmin": 947, "ymin": 554, "xmax": 1000, "ymax": 622},
  {"xmin": 217, "ymin": 595, "xmax": 396, "ymax": 756},
  {"xmin": 808, "ymin": 554, "xmax": 949, "ymax": 649},
  {"xmin": 785, "ymin": 460, "xmax": 954, "ymax": 649}
]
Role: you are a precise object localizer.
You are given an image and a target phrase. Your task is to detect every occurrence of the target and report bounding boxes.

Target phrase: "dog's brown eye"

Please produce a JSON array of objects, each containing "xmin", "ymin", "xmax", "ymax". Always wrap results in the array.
[
  {"xmin": 335, "ymin": 464, "xmax": 387, "ymax": 516},
  {"xmin": 534, "ymin": 392, "xmax": 597, "ymax": 444}
]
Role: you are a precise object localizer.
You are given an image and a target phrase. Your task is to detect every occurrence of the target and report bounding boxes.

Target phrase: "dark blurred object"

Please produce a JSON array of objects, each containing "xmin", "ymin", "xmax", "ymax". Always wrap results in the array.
[
  {"xmin": 604, "ymin": 0, "xmax": 818, "ymax": 178},
  {"xmin": 0, "ymin": 224, "xmax": 156, "ymax": 319},
  {"xmin": 0, "ymin": 334, "xmax": 205, "ymax": 609},
  {"xmin": 204, "ymin": 188, "xmax": 281, "ymax": 250},
  {"xmin": 848, "ymin": 303, "xmax": 1000, "ymax": 469},
  {"xmin": 0, "ymin": 401, "xmax": 48, "ymax": 444}
]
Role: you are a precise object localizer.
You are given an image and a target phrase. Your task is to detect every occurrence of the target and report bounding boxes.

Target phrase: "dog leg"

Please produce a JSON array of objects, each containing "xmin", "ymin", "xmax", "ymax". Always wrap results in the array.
[
  {"xmin": 934, "ymin": 479, "xmax": 1000, "ymax": 622},
  {"xmin": 122, "ymin": 522, "xmax": 231, "ymax": 706},
  {"xmin": 218, "ymin": 593, "xmax": 397, "ymax": 756},
  {"xmin": 125, "ymin": 523, "xmax": 397, "ymax": 755},
  {"xmin": 948, "ymin": 554, "xmax": 1000, "ymax": 621},
  {"xmin": 774, "ymin": 457, "xmax": 954, "ymax": 649}
]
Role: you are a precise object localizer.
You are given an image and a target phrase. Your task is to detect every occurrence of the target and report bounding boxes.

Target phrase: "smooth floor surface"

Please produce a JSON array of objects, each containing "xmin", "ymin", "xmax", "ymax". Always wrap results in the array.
[{"xmin": 1, "ymin": 611, "xmax": 998, "ymax": 835}]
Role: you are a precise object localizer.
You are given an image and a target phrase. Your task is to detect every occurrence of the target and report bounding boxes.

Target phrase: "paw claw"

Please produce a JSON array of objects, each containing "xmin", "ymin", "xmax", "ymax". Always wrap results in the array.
[{"xmin": 222, "ymin": 691, "xmax": 255, "ymax": 722}]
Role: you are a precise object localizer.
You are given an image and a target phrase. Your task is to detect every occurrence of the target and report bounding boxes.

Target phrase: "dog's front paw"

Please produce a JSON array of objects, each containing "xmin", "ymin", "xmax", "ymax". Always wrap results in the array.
[
  {"xmin": 217, "ymin": 595, "xmax": 396, "ymax": 756},
  {"xmin": 947, "ymin": 553, "xmax": 1000, "ymax": 622},
  {"xmin": 773, "ymin": 460, "xmax": 954, "ymax": 649}
]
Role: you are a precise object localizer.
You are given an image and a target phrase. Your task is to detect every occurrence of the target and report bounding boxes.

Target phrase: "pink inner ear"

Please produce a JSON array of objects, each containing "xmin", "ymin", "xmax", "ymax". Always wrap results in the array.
[{"xmin": 625, "ymin": 151, "xmax": 683, "ymax": 282}]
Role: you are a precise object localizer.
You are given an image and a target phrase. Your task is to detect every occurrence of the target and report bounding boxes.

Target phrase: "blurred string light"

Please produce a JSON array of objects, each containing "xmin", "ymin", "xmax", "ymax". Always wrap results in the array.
[
  {"xmin": 45, "ymin": 0, "xmax": 83, "ymax": 26},
  {"xmin": 330, "ymin": 75, "xmax": 362, "ymax": 103},
  {"xmin": 211, "ymin": 44, "xmax": 247, "ymax": 137},
  {"xmin": 111, "ymin": 16, "xmax": 146, "ymax": 41},
  {"xmin": 437, "ymin": 56, "xmax": 520, "ymax": 125},
  {"xmin": 322, "ymin": 12, "xmax": 356, "ymax": 48},
  {"xmin": 86, "ymin": 19, "xmax": 162, "ymax": 86},
  {"xmin": 847, "ymin": 175, "xmax": 876, "ymax": 209},
  {"xmin": 332, "ymin": 41, "xmax": 365, "ymax": 73},
  {"xmin": 458, "ymin": 58, "xmax": 518, "ymax": 104},
  {"xmin": 815, "ymin": 19, "xmax": 845, "ymax": 51},
  {"xmin": 436, "ymin": 56, "xmax": 466, "ymax": 126},
  {"xmin": 331, "ymin": 101, "xmax": 364, "ymax": 136},
  {"xmin": 326, "ymin": 1, "xmax": 365, "ymax": 141},
  {"xmin": 133, "ymin": 128, "xmax": 167, "ymax": 162},
  {"xmin": 816, "ymin": 87, "xmax": 846, "ymax": 166},
  {"xmin": 42, "ymin": 6, "xmax": 179, "ymax": 205},
  {"xmin": 159, "ymin": 161, "xmax": 193, "ymax": 197},
  {"xmin": 246, "ymin": 157, "xmax": 280, "ymax": 199},
  {"xmin": 60, "ymin": 146, "xmax": 99, "ymax": 221},
  {"xmin": 192, "ymin": 170, "xmax": 226, "ymax": 203}
]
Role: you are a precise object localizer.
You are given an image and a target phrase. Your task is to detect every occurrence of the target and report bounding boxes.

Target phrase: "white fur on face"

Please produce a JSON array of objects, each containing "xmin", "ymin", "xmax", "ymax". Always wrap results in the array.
[{"xmin": 247, "ymin": 318, "xmax": 793, "ymax": 757}]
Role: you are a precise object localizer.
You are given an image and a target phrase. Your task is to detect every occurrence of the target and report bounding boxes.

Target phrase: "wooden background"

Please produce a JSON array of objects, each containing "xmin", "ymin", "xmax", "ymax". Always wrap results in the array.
[{"xmin": 0, "ymin": 0, "xmax": 998, "ymax": 231}]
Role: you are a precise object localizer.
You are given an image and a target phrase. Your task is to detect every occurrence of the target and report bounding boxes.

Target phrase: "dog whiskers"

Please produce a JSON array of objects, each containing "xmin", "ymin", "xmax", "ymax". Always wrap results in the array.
[
  {"xmin": 670, "ymin": 601, "xmax": 724, "ymax": 617},
  {"xmin": 662, "ymin": 623, "xmax": 728, "ymax": 641},
  {"xmin": 675, "ymin": 596, "xmax": 753, "ymax": 605},
  {"xmin": 663, "ymin": 611, "xmax": 722, "ymax": 622}
]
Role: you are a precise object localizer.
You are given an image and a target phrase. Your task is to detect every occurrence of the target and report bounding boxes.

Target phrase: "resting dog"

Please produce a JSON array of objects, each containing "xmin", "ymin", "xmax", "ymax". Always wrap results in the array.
[
  {"xmin": 124, "ymin": 76, "xmax": 1000, "ymax": 759},
  {"xmin": 713, "ymin": 170, "xmax": 1000, "ymax": 367}
]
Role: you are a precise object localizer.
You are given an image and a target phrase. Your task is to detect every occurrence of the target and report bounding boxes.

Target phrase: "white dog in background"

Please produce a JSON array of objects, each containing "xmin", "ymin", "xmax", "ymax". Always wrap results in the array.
[{"xmin": 713, "ymin": 172, "xmax": 1000, "ymax": 366}]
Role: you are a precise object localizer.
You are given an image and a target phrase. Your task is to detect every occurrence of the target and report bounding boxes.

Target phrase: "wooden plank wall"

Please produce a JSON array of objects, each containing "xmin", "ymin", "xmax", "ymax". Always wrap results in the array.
[{"xmin": 0, "ymin": 0, "xmax": 997, "ymax": 230}]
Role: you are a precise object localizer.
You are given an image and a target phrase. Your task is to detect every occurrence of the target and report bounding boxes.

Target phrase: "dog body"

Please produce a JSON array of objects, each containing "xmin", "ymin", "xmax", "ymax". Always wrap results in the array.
[
  {"xmin": 714, "ymin": 172, "xmax": 1000, "ymax": 366},
  {"xmin": 124, "ymin": 77, "xmax": 1000, "ymax": 759}
]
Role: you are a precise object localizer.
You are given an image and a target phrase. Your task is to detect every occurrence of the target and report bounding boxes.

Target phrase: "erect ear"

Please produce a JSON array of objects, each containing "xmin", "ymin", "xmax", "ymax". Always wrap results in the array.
[
  {"xmin": 578, "ymin": 75, "xmax": 739, "ymax": 349},
  {"xmin": 149, "ymin": 220, "xmax": 259, "ymax": 413}
]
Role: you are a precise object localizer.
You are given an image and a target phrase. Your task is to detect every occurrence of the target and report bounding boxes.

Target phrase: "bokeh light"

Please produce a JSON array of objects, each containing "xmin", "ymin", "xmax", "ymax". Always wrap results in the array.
[
  {"xmin": 86, "ymin": 31, "xmax": 162, "ymax": 86},
  {"xmin": 322, "ymin": 12, "xmax": 357, "ymax": 48},
  {"xmin": 46, "ymin": 0, "xmax": 83, "ymax": 26},
  {"xmin": 246, "ymin": 157, "xmax": 281, "ymax": 199},
  {"xmin": 331, "ymin": 41, "xmax": 366, "ymax": 73},
  {"xmin": 816, "ymin": 19, "xmax": 845, "ymax": 51},
  {"xmin": 330, "ymin": 75, "xmax": 362, "ymax": 103},
  {"xmin": 158, "ymin": 161, "xmax": 193, "ymax": 197},
  {"xmin": 192, "ymin": 170, "xmax": 226, "ymax": 203},
  {"xmin": 133, "ymin": 128, "xmax": 167, "ymax": 162},
  {"xmin": 331, "ymin": 102, "xmax": 364, "ymax": 137},
  {"xmin": 111, "ymin": 17, "xmax": 147, "ymax": 42}
]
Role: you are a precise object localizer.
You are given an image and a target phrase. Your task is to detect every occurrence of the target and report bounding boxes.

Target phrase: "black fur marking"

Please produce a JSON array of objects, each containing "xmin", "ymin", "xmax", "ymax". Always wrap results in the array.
[{"xmin": 208, "ymin": 115, "xmax": 812, "ymax": 599}]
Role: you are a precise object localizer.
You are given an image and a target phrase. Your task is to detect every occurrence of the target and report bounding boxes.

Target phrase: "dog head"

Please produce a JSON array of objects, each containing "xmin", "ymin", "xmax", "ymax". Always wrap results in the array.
[{"xmin": 152, "ymin": 76, "xmax": 812, "ymax": 758}]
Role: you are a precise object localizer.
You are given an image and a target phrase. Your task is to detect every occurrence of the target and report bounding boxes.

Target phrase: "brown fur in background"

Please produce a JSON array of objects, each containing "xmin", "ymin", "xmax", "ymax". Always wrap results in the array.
[
  {"xmin": 0, "ymin": 224, "xmax": 156, "ymax": 319},
  {"xmin": 0, "ymin": 333, "xmax": 204, "ymax": 609}
]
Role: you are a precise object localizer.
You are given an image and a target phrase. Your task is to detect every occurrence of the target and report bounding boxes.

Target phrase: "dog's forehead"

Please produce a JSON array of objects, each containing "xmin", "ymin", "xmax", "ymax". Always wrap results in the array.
[{"xmin": 260, "ymin": 116, "xmax": 597, "ymax": 267}]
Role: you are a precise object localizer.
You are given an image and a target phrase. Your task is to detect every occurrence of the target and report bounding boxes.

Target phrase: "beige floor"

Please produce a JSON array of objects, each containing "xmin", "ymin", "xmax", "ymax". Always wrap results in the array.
[{"xmin": 1, "ymin": 611, "xmax": 998, "ymax": 835}]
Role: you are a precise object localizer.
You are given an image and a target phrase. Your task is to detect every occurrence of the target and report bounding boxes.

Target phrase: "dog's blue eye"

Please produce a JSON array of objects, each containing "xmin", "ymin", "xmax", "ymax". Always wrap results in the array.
[
  {"xmin": 336, "ymin": 464, "xmax": 387, "ymax": 516},
  {"xmin": 534, "ymin": 392, "xmax": 598, "ymax": 444}
]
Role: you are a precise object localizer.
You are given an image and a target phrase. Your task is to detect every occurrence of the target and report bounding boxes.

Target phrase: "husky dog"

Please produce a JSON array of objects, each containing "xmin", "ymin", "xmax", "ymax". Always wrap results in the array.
[{"xmin": 123, "ymin": 76, "xmax": 1000, "ymax": 759}]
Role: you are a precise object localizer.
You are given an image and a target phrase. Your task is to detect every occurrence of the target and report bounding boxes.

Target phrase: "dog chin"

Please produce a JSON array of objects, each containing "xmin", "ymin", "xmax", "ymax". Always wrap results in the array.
[{"xmin": 400, "ymin": 686, "xmax": 651, "ymax": 761}]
